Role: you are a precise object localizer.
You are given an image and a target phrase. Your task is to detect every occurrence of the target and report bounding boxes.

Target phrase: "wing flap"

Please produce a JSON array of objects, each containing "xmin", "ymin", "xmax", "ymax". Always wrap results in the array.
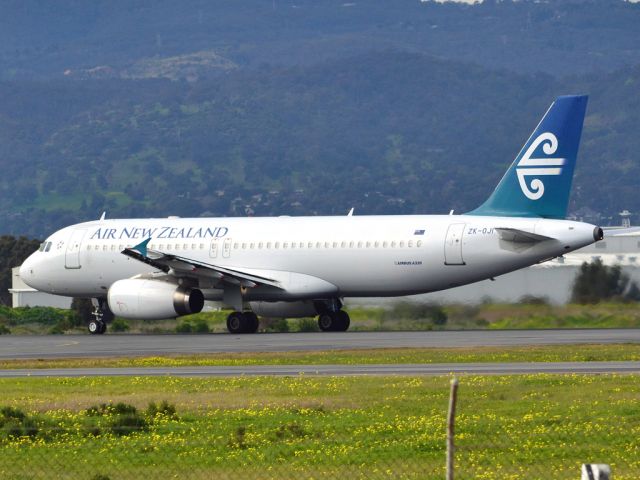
[{"xmin": 122, "ymin": 239, "xmax": 281, "ymax": 289}]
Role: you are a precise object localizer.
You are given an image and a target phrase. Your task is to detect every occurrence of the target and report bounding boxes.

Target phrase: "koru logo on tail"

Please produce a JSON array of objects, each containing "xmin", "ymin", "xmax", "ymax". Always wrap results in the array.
[{"xmin": 516, "ymin": 132, "xmax": 564, "ymax": 200}]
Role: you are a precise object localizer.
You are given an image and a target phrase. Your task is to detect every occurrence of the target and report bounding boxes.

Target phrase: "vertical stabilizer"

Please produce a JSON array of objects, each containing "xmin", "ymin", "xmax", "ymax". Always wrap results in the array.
[{"xmin": 467, "ymin": 95, "xmax": 588, "ymax": 219}]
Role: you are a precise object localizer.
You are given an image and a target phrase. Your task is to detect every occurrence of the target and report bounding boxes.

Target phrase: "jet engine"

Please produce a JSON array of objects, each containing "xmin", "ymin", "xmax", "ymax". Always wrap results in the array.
[{"xmin": 107, "ymin": 279, "xmax": 204, "ymax": 320}]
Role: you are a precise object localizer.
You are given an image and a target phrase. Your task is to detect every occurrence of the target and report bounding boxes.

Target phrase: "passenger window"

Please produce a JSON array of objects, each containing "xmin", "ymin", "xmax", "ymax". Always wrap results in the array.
[
  {"xmin": 233, "ymin": 243, "xmax": 238, "ymax": 249},
  {"xmin": 119, "ymin": 245, "xmax": 125, "ymax": 250},
  {"xmin": 333, "ymin": 242, "xmax": 338, "ymax": 248},
  {"xmin": 242, "ymin": 243, "xmax": 247, "ymax": 249},
  {"xmin": 175, "ymin": 244, "xmax": 180, "ymax": 250},
  {"xmin": 349, "ymin": 241, "xmax": 354, "ymax": 248},
  {"xmin": 166, "ymin": 244, "xmax": 172, "ymax": 250},
  {"xmin": 86, "ymin": 245, "xmax": 91, "ymax": 251},
  {"xmin": 258, "ymin": 242, "xmax": 263, "ymax": 249},
  {"xmin": 275, "ymin": 242, "xmax": 280, "ymax": 249},
  {"xmin": 357, "ymin": 241, "xmax": 363, "ymax": 248},
  {"xmin": 290, "ymin": 242, "xmax": 295, "ymax": 249},
  {"xmin": 184, "ymin": 244, "xmax": 189, "ymax": 250},
  {"xmin": 267, "ymin": 242, "xmax": 272, "ymax": 249},
  {"xmin": 250, "ymin": 243, "xmax": 255, "ymax": 249},
  {"xmin": 417, "ymin": 240, "xmax": 423, "ymax": 247},
  {"xmin": 325, "ymin": 242, "xmax": 330, "ymax": 248},
  {"xmin": 316, "ymin": 242, "xmax": 321, "ymax": 249},
  {"xmin": 366, "ymin": 241, "xmax": 371, "ymax": 248},
  {"xmin": 111, "ymin": 245, "xmax": 116, "ymax": 251},
  {"xmin": 199, "ymin": 244, "xmax": 205, "ymax": 250},
  {"xmin": 308, "ymin": 242, "xmax": 313, "ymax": 249},
  {"xmin": 383, "ymin": 241, "xmax": 388, "ymax": 248},
  {"xmin": 399, "ymin": 241, "xmax": 404, "ymax": 248},
  {"xmin": 408, "ymin": 240, "xmax": 413, "ymax": 247},
  {"xmin": 283, "ymin": 242, "xmax": 288, "ymax": 249},
  {"xmin": 102, "ymin": 245, "xmax": 108, "ymax": 251},
  {"xmin": 374, "ymin": 241, "xmax": 379, "ymax": 248},
  {"xmin": 341, "ymin": 241, "xmax": 346, "ymax": 248}
]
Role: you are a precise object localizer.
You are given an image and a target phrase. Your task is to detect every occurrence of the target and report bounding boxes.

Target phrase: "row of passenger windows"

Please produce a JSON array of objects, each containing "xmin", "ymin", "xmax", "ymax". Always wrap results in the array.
[{"xmin": 85, "ymin": 239, "xmax": 424, "ymax": 252}]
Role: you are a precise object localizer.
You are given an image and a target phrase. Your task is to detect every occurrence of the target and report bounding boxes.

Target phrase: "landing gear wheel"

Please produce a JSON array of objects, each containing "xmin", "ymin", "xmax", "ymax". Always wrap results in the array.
[
  {"xmin": 227, "ymin": 312, "xmax": 245, "ymax": 334},
  {"xmin": 226, "ymin": 312, "xmax": 259, "ymax": 334},
  {"xmin": 244, "ymin": 312, "xmax": 260, "ymax": 333},
  {"xmin": 318, "ymin": 313, "xmax": 334, "ymax": 332},
  {"xmin": 334, "ymin": 311, "xmax": 350, "ymax": 332},
  {"xmin": 317, "ymin": 311, "xmax": 351, "ymax": 332},
  {"xmin": 88, "ymin": 320, "xmax": 105, "ymax": 335}
]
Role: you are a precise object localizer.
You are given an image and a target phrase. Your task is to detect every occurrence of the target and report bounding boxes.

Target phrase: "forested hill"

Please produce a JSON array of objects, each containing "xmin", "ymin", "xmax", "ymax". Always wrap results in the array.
[
  {"xmin": 1, "ymin": 0, "xmax": 639, "ymax": 79},
  {"xmin": 1, "ymin": 53, "xmax": 639, "ymax": 237},
  {"xmin": 0, "ymin": 1, "xmax": 639, "ymax": 237}
]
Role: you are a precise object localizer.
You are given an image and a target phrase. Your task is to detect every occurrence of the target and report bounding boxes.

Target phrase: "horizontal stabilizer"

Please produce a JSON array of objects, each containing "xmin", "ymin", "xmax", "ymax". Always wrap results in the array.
[{"xmin": 495, "ymin": 228, "xmax": 554, "ymax": 243}]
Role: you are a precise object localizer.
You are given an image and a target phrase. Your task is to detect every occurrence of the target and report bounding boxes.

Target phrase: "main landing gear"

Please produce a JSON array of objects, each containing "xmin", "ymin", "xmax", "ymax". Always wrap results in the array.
[
  {"xmin": 317, "ymin": 310, "xmax": 350, "ymax": 332},
  {"xmin": 88, "ymin": 299, "xmax": 114, "ymax": 335},
  {"xmin": 226, "ymin": 311, "xmax": 260, "ymax": 334}
]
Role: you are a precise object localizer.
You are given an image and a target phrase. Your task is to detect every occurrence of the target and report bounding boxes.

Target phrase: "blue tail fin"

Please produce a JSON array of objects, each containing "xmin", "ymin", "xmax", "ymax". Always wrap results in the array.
[{"xmin": 467, "ymin": 95, "xmax": 588, "ymax": 219}]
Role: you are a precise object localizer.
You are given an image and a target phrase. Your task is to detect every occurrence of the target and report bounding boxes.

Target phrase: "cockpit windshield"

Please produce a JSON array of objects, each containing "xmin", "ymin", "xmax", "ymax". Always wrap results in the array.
[{"xmin": 38, "ymin": 241, "xmax": 52, "ymax": 253}]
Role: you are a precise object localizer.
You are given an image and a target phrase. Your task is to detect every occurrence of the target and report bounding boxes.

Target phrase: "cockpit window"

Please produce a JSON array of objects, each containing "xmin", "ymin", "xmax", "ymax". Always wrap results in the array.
[
  {"xmin": 38, "ymin": 243, "xmax": 45, "ymax": 252},
  {"xmin": 44, "ymin": 242, "xmax": 52, "ymax": 252}
]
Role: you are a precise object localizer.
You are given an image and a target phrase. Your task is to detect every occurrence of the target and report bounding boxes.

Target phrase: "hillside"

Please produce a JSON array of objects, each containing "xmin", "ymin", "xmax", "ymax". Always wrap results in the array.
[
  {"xmin": 0, "ymin": 53, "xmax": 639, "ymax": 237},
  {"xmin": 1, "ymin": 0, "xmax": 639, "ymax": 80},
  {"xmin": 0, "ymin": 1, "xmax": 639, "ymax": 236}
]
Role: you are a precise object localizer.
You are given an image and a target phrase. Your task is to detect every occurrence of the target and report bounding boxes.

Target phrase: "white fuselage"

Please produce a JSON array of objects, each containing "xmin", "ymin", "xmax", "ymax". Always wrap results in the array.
[{"xmin": 20, "ymin": 214, "xmax": 598, "ymax": 302}]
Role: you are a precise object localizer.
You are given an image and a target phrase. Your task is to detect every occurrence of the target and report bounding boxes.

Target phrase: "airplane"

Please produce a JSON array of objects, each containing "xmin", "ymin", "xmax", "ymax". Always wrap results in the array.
[{"xmin": 19, "ymin": 95, "xmax": 602, "ymax": 335}]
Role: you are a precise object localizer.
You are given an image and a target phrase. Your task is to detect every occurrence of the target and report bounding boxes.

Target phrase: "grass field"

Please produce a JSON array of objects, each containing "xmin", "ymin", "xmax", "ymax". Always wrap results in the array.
[
  {"xmin": 1, "ymin": 343, "xmax": 640, "ymax": 370},
  {"xmin": 0, "ymin": 374, "xmax": 638, "ymax": 479},
  {"xmin": 5, "ymin": 302, "xmax": 640, "ymax": 335}
]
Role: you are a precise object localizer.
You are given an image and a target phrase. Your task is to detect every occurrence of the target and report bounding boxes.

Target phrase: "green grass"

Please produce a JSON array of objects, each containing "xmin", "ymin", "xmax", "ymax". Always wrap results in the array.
[
  {"xmin": 0, "ymin": 374, "xmax": 638, "ymax": 479},
  {"xmin": 1, "ymin": 344, "xmax": 639, "ymax": 370}
]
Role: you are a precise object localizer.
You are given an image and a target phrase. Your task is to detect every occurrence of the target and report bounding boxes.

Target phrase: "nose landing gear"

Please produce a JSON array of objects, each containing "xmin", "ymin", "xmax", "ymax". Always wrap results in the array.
[{"xmin": 89, "ymin": 298, "xmax": 114, "ymax": 335}]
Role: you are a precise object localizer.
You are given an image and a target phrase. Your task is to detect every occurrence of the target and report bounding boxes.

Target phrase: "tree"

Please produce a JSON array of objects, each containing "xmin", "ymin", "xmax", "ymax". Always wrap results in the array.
[
  {"xmin": 571, "ymin": 259, "xmax": 640, "ymax": 304},
  {"xmin": 0, "ymin": 236, "xmax": 41, "ymax": 306}
]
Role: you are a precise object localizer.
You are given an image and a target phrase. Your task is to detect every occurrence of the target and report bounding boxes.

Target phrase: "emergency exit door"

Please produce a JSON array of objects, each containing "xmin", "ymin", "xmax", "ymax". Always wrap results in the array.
[
  {"xmin": 444, "ymin": 223, "xmax": 466, "ymax": 265},
  {"xmin": 65, "ymin": 229, "xmax": 86, "ymax": 269}
]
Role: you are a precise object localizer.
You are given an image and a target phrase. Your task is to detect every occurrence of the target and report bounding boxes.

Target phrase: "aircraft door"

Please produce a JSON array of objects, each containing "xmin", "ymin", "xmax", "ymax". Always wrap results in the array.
[
  {"xmin": 65, "ymin": 229, "xmax": 86, "ymax": 269},
  {"xmin": 444, "ymin": 223, "xmax": 466, "ymax": 265},
  {"xmin": 222, "ymin": 238, "xmax": 232, "ymax": 258},
  {"xmin": 209, "ymin": 239, "xmax": 218, "ymax": 259}
]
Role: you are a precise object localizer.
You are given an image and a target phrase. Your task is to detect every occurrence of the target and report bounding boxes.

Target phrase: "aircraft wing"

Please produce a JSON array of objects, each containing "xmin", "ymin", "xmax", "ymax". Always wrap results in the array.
[
  {"xmin": 121, "ymin": 238, "xmax": 282, "ymax": 289},
  {"xmin": 495, "ymin": 228, "xmax": 554, "ymax": 243}
]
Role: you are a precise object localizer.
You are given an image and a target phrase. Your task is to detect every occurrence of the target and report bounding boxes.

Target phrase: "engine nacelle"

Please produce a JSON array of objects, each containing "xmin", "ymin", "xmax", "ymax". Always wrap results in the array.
[
  {"xmin": 108, "ymin": 279, "xmax": 204, "ymax": 320},
  {"xmin": 249, "ymin": 301, "xmax": 318, "ymax": 319}
]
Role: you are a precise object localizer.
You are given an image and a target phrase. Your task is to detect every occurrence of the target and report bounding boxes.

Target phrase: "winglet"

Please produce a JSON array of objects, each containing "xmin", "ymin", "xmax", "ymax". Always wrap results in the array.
[{"xmin": 132, "ymin": 238, "xmax": 152, "ymax": 257}]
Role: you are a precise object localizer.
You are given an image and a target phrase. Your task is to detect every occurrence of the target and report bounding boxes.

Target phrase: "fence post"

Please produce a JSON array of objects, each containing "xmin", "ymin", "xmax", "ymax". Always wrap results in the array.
[{"xmin": 447, "ymin": 377, "xmax": 459, "ymax": 480}]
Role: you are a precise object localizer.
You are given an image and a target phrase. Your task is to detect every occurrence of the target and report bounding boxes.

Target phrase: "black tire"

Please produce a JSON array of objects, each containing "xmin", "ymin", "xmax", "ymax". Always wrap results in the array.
[
  {"xmin": 318, "ymin": 313, "xmax": 334, "ymax": 332},
  {"xmin": 334, "ymin": 311, "xmax": 350, "ymax": 332},
  {"xmin": 244, "ymin": 312, "xmax": 260, "ymax": 333},
  {"xmin": 88, "ymin": 320, "xmax": 104, "ymax": 335},
  {"xmin": 226, "ymin": 312, "xmax": 245, "ymax": 334}
]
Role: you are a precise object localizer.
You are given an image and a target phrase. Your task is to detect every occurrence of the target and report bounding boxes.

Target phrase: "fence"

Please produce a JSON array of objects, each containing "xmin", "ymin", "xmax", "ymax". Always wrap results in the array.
[{"xmin": 0, "ymin": 380, "xmax": 638, "ymax": 479}]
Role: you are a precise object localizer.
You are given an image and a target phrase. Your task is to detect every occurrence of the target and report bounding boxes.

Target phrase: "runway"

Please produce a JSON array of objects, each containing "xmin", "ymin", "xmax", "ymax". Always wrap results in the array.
[
  {"xmin": 1, "ymin": 329, "xmax": 639, "ymax": 359},
  {"xmin": 1, "ymin": 361, "xmax": 639, "ymax": 377}
]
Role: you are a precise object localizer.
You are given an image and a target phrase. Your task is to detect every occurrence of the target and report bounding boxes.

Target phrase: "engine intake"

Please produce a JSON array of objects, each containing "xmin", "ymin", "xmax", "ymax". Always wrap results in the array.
[{"xmin": 108, "ymin": 279, "xmax": 204, "ymax": 320}]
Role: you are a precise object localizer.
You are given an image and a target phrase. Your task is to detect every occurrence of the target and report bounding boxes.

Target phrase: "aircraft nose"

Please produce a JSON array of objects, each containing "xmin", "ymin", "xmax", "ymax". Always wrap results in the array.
[{"xmin": 19, "ymin": 254, "xmax": 38, "ymax": 289}]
